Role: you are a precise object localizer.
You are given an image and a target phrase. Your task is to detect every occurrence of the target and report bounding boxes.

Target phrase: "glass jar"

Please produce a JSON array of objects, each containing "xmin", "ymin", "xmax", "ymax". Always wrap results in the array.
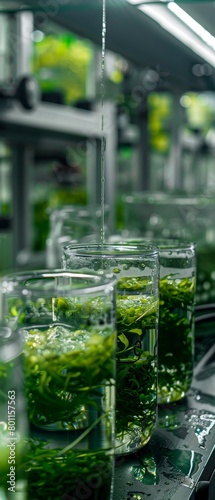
[
  {"xmin": 46, "ymin": 205, "xmax": 109, "ymax": 268},
  {"xmin": 110, "ymin": 237, "xmax": 196, "ymax": 405},
  {"xmin": 0, "ymin": 326, "xmax": 28, "ymax": 499},
  {"xmin": 0, "ymin": 270, "xmax": 116, "ymax": 500},
  {"xmin": 156, "ymin": 240, "xmax": 196, "ymax": 404},
  {"xmin": 121, "ymin": 192, "xmax": 191, "ymax": 240},
  {"xmin": 62, "ymin": 244, "xmax": 159, "ymax": 455}
]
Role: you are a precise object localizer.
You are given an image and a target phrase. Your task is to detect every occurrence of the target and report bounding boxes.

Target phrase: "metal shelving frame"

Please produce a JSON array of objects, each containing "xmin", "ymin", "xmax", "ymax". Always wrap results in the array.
[{"xmin": 0, "ymin": 99, "xmax": 117, "ymax": 266}]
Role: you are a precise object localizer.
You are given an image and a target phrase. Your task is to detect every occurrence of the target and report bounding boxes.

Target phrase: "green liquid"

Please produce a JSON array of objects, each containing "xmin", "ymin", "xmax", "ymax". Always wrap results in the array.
[{"xmin": 158, "ymin": 276, "xmax": 195, "ymax": 404}]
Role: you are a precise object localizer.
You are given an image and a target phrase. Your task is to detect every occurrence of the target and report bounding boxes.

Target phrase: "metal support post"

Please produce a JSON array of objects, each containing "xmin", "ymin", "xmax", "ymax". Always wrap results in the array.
[{"xmin": 11, "ymin": 146, "xmax": 33, "ymax": 264}]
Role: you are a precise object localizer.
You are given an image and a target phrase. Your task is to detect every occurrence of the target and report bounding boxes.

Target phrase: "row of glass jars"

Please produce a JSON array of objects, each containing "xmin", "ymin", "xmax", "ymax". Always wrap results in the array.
[{"xmin": 0, "ymin": 239, "xmax": 196, "ymax": 500}]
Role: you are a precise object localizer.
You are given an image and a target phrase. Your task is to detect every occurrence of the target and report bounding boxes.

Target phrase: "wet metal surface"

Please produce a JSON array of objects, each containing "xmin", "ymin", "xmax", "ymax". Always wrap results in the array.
[{"xmin": 114, "ymin": 338, "xmax": 215, "ymax": 500}]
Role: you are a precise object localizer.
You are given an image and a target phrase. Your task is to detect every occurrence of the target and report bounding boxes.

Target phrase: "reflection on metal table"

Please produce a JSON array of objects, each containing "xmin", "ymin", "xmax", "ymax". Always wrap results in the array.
[{"xmin": 114, "ymin": 313, "xmax": 215, "ymax": 500}]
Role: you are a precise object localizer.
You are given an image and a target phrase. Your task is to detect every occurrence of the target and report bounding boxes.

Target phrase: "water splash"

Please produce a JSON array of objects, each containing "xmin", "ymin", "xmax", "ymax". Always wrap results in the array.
[{"xmin": 187, "ymin": 411, "xmax": 215, "ymax": 448}]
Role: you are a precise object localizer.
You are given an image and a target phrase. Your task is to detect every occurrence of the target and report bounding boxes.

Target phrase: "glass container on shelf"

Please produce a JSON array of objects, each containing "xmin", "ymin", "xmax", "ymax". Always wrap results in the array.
[
  {"xmin": 0, "ymin": 270, "xmax": 116, "ymax": 500},
  {"xmin": 122, "ymin": 191, "xmax": 215, "ymax": 304},
  {"xmin": 46, "ymin": 204, "xmax": 110, "ymax": 268},
  {"xmin": 62, "ymin": 243, "xmax": 159, "ymax": 455}
]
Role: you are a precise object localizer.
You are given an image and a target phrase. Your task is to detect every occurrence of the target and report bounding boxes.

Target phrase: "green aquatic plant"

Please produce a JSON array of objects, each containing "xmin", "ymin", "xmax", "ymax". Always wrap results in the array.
[
  {"xmin": 158, "ymin": 275, "xmax": 195, "ymax": 403},
  {"xmin": 2, "ymin": 296, "xmax": 115, "ymax": 499},
  {"xmin": 115, "ymin": 277, "xmax": 158, "ymax": 446},
  {"xmin": 25, "ymin": 440, "xmax": 113, "ymax": 500},
  {"xmin": 23, "ymin": 324, "xmax": 115, "ymax": 427}
]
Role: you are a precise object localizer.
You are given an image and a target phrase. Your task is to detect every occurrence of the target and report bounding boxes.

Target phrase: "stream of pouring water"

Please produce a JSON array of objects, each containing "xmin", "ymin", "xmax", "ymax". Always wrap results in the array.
[{"xmin": 100, "ymin": 0, "xmax": 106, "ymax": 245}]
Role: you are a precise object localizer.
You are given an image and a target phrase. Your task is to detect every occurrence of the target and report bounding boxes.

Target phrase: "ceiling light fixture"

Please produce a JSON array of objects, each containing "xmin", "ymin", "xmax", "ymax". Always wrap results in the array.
[
  {"xmin": 168, "ymin": 2, "xmax": 215, "ymax": 51},
  {"xmin": 138, "ymin": 3, "xmax": 215, "ymax": 67}
]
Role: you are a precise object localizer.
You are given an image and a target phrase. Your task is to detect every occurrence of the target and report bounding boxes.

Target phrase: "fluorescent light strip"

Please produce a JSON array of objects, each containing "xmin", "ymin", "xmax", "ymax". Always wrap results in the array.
[
  {"xmin": 168, "ymin": 3, "xmax": 215, "ymax": 51},
  {"xmin": 139, "ymin": 4, "xmax": 215, "ymax": 67},
  {"xmin": 126, "ymin": 0, "xmax": 143, "ymax": 4},
  {"xmin": 126, "ymin": 0, "xmax": 175, "ymax": 5},
  {"xmin": 127, "ymin": 0, "xmax": 174, "ymax": 4}
]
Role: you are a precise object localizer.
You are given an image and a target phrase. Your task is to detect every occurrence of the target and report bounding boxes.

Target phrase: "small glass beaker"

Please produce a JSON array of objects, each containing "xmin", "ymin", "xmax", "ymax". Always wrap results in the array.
[
  {"xmin": 62, "ymin": 244, "xmax": 159, "ymax": 455},
  {"xmin": 0, "ymin": 270, "xmax": 116, "ymax": 500},
  {"xmin": 0, "ymin": 326, "xmax": 28, "ymax": 499}
]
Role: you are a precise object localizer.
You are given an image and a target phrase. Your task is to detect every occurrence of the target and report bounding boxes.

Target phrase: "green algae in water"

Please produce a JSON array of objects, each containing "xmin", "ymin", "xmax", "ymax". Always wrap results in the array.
[
  {"xmin": 22, "ymin": 320, "xmax": 115, "ymax": 499},
  {"xmin": 7, "ymin": 294, "xmax": 115, "ymax": 428},
  {"xmin": 158, "ymin": 276, "xmax": 195, "ymax": 404},
  {"xmin": 115, "ymin": 277, "xmax": 158, "ymax": 452},
  {"xmin": 9, "ymin": 294, "xmax": 112, "ymax": 329},
  {"xmin": 23, "ymin": 324, "xmax": 115, "ymax": 428}
]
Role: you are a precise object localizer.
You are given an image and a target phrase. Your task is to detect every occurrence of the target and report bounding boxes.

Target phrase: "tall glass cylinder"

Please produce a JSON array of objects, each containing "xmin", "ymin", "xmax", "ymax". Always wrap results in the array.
[
  {"xmin": 155, "ymin": 240, "xmax": 196, "ymax": 404},
  {"xmin": 0, "ymin": 270, "xmax": 116, "ymax": 500},
  {"xmin": 0, "ymin": 326, "xmax": 28, "ymax": 499},
  {"xmin": 62, "ymin": 244, "xmax": 159, "ymax": 455},
  {"xmin": 109, "ymin": 237, "xmax": 196, "ymax": 405}
]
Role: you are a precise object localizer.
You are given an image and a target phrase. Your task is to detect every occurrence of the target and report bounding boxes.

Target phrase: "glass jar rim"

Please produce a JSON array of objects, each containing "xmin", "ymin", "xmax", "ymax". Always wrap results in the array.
[
  {"xmin": 49, "ymin": 204, "xmax": 109, "ymax": 218},
  {"xmin": 63, "ymin": 243, "xmax": 159, "ymax": 258},
  {"xmin": 1, "ymin": 269, "xmax": 116, "ymax": 296},
  {"xmin": 113, "ymin": 238, "xmax": 196, "ymax": 252},
  {"xmin": 122, "ymin": 192, "xmax": 215, "ymax": 205}
]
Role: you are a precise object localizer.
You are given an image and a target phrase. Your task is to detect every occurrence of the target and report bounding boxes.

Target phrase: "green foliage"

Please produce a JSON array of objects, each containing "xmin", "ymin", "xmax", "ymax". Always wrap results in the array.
[
  {"xmin": 32, "ymin": 34, "xmax": 93, "ymax": 104},
  {"xmin": 23, "ymin": 321, "xmax": 114, "ymax": 427}
]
